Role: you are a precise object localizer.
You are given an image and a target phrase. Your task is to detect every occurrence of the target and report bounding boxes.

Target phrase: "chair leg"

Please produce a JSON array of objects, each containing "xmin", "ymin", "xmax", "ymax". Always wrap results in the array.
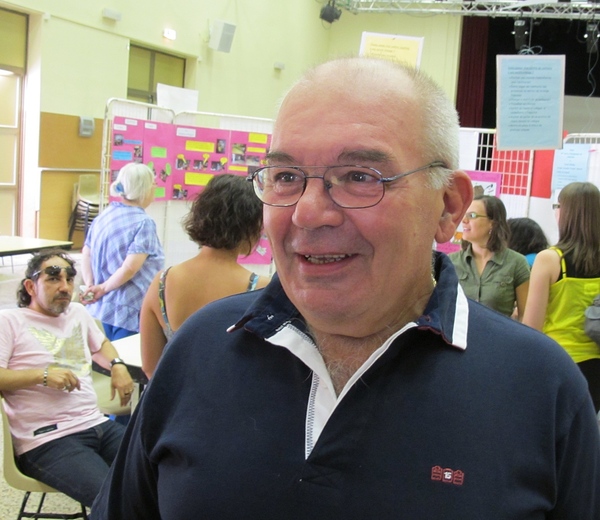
[
  {"xmin": 17, "ymin": 490, "xmax": 33, "ymax": 520},
  {"xmin": 35, "ymin": 492, "xmax": 46, "ymax": 515},
  {"xmin": 16, "ymin": 490, "xmax": 88, "ymax": 519},
  {"xmin": 67, "ymin": 206, "xmax": 78, "ymax": 241}
]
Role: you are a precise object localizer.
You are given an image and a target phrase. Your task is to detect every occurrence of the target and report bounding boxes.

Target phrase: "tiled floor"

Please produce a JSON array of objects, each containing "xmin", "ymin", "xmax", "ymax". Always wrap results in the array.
[{"xmin": 0, "ymin": 251, "xmax": 90, "ymax": 518}]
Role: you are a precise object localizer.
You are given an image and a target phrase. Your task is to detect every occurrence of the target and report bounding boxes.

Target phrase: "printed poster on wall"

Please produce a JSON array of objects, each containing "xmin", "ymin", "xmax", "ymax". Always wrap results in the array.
[
  {"xmin": 359, "ymin": 32, "xmax": 423, "ymax": 68},
  {"xmin": 496, "ymin": 55, "xmax": 565, "ymax": 151},
  {"xmin": 436, "ymin": 170, "xmax": 503, "ymax": 255}
]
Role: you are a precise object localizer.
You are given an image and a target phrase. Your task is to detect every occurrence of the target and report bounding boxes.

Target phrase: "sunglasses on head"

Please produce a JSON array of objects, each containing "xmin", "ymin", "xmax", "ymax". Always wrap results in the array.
[{"xmin": 31, "ymin": 265, "xmax": 77, "ymax": 279}]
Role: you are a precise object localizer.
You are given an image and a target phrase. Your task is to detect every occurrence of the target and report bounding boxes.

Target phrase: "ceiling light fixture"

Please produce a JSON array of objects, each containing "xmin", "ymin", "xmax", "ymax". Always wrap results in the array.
[
  {"xmin": 163, "ymin": 28, "xmax": 177, "ymax": 41},
  {"xmin": 320, "ymin": 1, "xmax": 342, "ymax": 24}
]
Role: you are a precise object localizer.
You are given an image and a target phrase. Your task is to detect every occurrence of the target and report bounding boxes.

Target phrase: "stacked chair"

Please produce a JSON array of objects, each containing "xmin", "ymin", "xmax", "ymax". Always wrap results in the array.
[{"xmin": 67, "ymin": 175, "xmax": 100, "ymax": 241}]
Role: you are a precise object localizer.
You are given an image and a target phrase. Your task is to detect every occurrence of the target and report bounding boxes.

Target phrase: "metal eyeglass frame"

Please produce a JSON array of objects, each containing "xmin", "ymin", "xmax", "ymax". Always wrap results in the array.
[
  {"xmin": 463, "ymin": 212, "xmax": 489, "ymax": 220},
  {"xmin": 247, "ymin": 160, "xmax": 447, "ymax": 209}
]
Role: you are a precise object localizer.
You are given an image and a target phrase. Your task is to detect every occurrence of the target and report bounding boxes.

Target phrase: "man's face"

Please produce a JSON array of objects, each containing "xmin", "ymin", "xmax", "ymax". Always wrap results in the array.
[
  {"xmin": 264, "ymin": 74, "xmax": 455, "ymax": 339},
  {"xmin": 25, "ymin": 257, "xmax": 75, "ymax": 317}
]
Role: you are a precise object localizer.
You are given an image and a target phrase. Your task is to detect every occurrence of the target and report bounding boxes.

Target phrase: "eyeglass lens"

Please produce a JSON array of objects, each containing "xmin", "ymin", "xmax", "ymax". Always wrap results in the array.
[
  {"xmin": 33, "ymin": 265, "xmax": 76, "ymax": 279},
  {"xmin": 253, "ymin": 166, "xmax": 385, "ymax": 208},
  {"xmin": 465, "ymin": 212, "xmax": 486, "ymax": 219}
]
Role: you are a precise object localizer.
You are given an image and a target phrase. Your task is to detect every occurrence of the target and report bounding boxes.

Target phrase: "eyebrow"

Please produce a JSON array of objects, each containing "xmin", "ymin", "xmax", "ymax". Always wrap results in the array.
[{"xmin": 265, "ymin": 149, "xmax": 392, "ymax": 165}]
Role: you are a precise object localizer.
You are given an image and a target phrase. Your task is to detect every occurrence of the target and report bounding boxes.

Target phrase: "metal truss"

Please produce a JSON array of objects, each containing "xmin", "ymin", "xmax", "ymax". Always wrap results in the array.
[{"xmin": 338, "ymin": 0, "xmax": 600, "ymax": 20}]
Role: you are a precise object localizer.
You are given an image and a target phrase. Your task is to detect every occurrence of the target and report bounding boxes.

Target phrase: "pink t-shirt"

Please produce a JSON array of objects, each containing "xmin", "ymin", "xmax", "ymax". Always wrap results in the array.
[{"xmin": 0, "ymin": 303, "xmax": 108, "ymax": 455}]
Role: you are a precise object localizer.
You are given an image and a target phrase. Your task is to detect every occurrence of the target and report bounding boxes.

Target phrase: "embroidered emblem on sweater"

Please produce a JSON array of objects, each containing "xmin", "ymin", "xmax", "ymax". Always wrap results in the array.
[{"xmin": 431, "ymin": 465, "xmax": 464, "ymax": 485}]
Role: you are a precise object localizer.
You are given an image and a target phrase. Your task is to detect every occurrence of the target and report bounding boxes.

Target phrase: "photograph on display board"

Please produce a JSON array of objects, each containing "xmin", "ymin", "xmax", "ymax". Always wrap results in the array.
[
  {"xmin": 174, "ymin": 126, "xmax": 231, "ymax": 200},
  {"xmin": 110, "ymin": 116, "xmax": 173, "ymax": 202},
  {"xmin": 436, "ymin": 171, "xmax": 502, "ymax": 254}
]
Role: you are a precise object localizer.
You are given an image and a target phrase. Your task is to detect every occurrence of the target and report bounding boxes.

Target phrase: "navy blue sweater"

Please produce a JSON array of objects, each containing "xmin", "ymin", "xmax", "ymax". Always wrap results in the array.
[{"xmin": 92, "ymin": 254, "xmax": 600, "ymax": 519}]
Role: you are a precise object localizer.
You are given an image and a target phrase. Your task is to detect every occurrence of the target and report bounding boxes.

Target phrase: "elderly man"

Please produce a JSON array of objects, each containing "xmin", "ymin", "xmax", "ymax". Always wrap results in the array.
[
  {"xmin": 92, "ymin": 58, "xmax": 600, "ymax": 519},
  {"xmin": 0, "ymin": 249, "xmax": 135, "ymax": 507}
]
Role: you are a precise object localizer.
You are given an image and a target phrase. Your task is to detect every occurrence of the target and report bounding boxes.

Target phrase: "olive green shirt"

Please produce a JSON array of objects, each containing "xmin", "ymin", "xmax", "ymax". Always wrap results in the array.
[{"xmin": 448, "ymin": 246, "xmax": 530, "ymax": 317}]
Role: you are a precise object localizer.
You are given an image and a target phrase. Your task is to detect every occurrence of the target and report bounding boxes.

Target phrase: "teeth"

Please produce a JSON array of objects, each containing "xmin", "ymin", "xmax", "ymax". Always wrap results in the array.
[{"xmin": 304, "ymin": 254, "xmax": 349, "ymax": 264}]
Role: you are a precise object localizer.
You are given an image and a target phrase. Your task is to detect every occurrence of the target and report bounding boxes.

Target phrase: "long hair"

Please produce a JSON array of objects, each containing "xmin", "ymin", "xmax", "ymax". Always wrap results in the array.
[
  {"xmin": 555, "ymin": 182, "xmax": 600, "ymax": 276},
  {"xmin": 17, "ymin": 249, "xmax": 76, "ymax": 308},
  {"xmin": 461, "ymin": 195, "xmax": 509, "ymax": 254},
  {"xmin": 507, "ymin": 217, "xmax": 548, "ymax": 256}
]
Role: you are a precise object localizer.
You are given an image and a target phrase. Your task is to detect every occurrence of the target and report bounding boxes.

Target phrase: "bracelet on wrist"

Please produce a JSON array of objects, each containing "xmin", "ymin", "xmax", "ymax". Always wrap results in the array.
[{"xmin": 42, "ymin": 367, "xmax": 49, "ymax": 387}]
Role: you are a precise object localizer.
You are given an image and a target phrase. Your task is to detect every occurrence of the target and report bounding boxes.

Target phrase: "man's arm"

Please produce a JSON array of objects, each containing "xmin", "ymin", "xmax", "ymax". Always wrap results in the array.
[
  {"xmin": 90, "ymin": 408, "xmax": 160, "ymax": 519},
  {"xmin": 0, "ymin": 366, "xmax": 80, "ymax": 392},
  {"xmin": 552, "ymin": 397, "xmax": 600, "ymax": 517},
  {"xmin": 92, "ymin": 338, "xmax": 135, "ymax": 406}
]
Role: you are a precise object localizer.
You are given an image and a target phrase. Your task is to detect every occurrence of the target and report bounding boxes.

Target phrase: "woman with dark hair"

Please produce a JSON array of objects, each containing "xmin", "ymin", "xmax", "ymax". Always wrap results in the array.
[
  {"xmin": 140, "ymin": 174, "xmax": 270, "ymax": 378},
  {"xmin": 523, "ymin": 182, "xmax": 600, "ymax": 412},
  {"xmin": 507, "ymin": 217, "xmax": 549, "ymax": 267},
  {"xmin": 449, "ymin": 195, "xmax": 530, "ymax": 319}
]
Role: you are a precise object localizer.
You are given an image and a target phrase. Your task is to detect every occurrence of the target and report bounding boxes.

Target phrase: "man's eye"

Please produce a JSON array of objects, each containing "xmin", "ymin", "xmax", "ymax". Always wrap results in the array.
[
  {"xmin": 343, "ymin": 169, "xmax": 380, "ymax": 183},
  {"xmin": 273, "ymin": 171, "xmax": 303, "ymax": 184}
]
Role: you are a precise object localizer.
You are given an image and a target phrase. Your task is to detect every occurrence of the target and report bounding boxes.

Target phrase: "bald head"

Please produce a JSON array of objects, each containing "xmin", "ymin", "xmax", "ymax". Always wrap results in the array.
[{"xmin": 275, "ymin": 57, "xmax": 460, "ymax": 184}]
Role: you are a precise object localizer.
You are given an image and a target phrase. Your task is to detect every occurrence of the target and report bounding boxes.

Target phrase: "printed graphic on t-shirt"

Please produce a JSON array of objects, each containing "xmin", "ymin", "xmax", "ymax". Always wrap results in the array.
[{"xmin": 28, "ymin": 323, "xmax": 90, "ymax": 376}]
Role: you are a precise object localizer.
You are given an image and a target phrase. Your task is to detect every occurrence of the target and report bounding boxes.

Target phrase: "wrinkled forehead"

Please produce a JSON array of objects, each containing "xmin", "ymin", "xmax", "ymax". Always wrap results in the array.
[{"xmin": 272, "ymin": 66, "xmax": 422, "ymax": 163}]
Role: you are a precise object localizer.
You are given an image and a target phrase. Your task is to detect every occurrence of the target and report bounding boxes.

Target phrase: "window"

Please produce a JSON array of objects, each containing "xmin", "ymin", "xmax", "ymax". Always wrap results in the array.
[
  {"xmin": 0, "ymin": 7, "xmax": 26, "ymax": 235},
  {"xmin": 127, "ymin": 45, "xmax": 185, "ymax": 104}
]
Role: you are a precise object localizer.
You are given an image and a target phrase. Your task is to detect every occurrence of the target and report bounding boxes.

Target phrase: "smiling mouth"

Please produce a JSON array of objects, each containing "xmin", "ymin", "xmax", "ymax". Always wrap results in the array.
[{"xmin": 304, "ymin": 254, "xmax": 351, "ymax": 265}]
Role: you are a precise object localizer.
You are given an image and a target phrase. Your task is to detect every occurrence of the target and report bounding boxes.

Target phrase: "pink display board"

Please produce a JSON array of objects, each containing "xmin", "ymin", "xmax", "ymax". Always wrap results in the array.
[{"xmin": 109, "ymin": 117, "xmax": 273, "ymax": 265}]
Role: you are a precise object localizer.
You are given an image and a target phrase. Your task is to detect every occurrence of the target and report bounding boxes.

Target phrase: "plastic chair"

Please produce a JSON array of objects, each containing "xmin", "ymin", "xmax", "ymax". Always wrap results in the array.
[
  {"xmin": 91, "ymin": 370, "xmax": 132, "ymax": 416},
  {"xmin": 1, "ymin": 400, "xmax": 88, "ymax": 519},
  {"xmin": 67, "ymin": 175, "xmax": 100, "ymax": 241}
]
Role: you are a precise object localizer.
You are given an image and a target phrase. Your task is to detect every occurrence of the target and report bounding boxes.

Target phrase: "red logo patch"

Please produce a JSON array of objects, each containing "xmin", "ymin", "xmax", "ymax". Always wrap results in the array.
[{"xmin": 431, "ymin": 465, "xmax": 464, "ymax": 486}]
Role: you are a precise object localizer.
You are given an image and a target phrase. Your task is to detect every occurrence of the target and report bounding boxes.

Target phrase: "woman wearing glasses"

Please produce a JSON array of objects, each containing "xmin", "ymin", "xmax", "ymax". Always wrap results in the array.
[
  {"xmin": 81, "ymin": 163, "xmax": 164, "ymax": 341},
  {"xmin": 449, "ymin": 195, "xmax": 530, "ymax": 320},
  {"xmin": 523, "ymin": 182, "xmax": 600, "ymax": 413}
]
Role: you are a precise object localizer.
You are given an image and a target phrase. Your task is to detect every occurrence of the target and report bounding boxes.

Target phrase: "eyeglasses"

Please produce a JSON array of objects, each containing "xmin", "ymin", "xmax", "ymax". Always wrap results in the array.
[
  {"xmin": 246, "ymin": 161, "xmax": 446, "ymax": 209},
  {"xmin": 463, "ymin": 212, "xmax": 489, "ymax": 220},
  {"xmin": 552, "ymin": 203, "xmax": 560, "ymax": 210},
  {"xmin": 31, "ymin": 265, "xmax": 77, "ymax": 280}
]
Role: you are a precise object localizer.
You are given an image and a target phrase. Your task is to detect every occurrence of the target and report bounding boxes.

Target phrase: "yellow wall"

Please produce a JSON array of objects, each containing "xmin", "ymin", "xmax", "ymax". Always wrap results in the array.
[{"xmin": 0, "ymin": 0, "xmax": 463, "ymax": 238}]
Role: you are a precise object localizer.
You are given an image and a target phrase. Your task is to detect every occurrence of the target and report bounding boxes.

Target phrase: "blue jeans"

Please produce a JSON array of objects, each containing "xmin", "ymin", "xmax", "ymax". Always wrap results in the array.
[
  {"xmin": 102, "ymin": 323, "xmax": 136, "ymax": 341},
  {"xmin": 17, "ymin": 420, "xmax": 125, "ymax": 507}
]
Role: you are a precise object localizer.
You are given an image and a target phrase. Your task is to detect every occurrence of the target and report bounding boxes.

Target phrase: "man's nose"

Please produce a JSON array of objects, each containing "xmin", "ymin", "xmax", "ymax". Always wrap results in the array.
[
  {"xmin": 57, "ymin": 276, "xmax": 72, "ymax": 290},
  {"xmin": 292, "ymin": 177, "xmax": 343, "ymax": 229}
]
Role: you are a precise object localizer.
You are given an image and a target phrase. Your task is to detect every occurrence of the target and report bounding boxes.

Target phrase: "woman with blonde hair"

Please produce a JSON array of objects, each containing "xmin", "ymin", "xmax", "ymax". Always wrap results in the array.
[
  {"xmin": 81, "ymin": 162, "xmax": 164, "ymax": 340},
  {"xmin": 523, "ymin": 181, "xmax": 600, "ymax": 412}
]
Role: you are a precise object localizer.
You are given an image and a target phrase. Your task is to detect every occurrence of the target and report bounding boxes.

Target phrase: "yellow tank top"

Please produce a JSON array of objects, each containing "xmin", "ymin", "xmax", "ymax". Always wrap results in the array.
[{"xmin": 543, "ymin": 247, "xmax": 600, "ymax": 363}]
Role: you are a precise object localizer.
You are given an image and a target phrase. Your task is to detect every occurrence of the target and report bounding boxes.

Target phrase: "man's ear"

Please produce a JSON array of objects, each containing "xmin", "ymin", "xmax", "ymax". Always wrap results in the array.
[
  {"xmin": 23, "ymin": 278, "xmax": 36, "ymax": 298},
  {"xmin": 435, "ymin": 170, "xmax": 473, "ymax": 244}
]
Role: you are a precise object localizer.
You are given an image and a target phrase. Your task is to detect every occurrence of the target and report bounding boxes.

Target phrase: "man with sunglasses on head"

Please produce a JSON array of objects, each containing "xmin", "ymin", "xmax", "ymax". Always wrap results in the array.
[
  {"xmin": 0, "ymin": 249, "xmax": 135, "ymax": 508},
  {"xmin": 93, "ymin": 58, "xmax": 599, "ymax": 519}
]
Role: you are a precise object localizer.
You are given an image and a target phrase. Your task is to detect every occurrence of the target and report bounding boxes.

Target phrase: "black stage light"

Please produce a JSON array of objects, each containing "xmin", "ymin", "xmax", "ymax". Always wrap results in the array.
[
  {"xmin": 320, "ymin": 1, "xmax": 342, "ymax": 23},
  {"xmin": 586, "ymin": 23, "xmax": 599, "ymax": 53},
  {"xmin": 513, "ymin": 19, "xmax": 528, "ymax": 51}
]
